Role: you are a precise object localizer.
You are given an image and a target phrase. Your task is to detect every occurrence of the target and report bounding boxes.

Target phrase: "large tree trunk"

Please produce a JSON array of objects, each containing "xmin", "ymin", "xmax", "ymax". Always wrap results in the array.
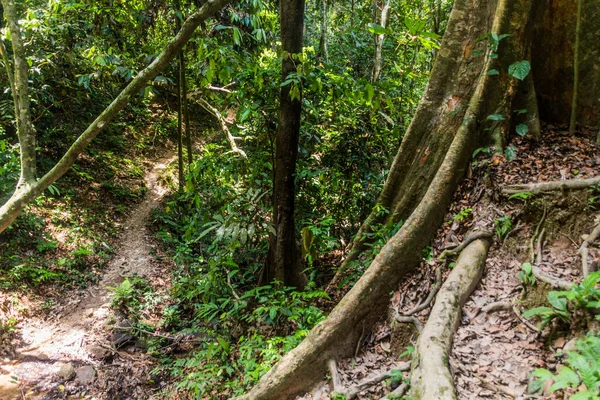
[
  {"xmin": 0, "ymin": 0, "xmax": 233, "ymax": 234},
  {"xmin": 267, "ymin": 0, "xmax": 306, "ymax": 288},
  {"xmin": 531, "ymin": 0, "xmax": 600, "ymax": 127},
  {"xmin": 234, "ymin": 0, "xmax": 533, "ymax": 398},
  {"xmin": 2, "ymin": 0, "xmax": 36, "ymax": 189}
]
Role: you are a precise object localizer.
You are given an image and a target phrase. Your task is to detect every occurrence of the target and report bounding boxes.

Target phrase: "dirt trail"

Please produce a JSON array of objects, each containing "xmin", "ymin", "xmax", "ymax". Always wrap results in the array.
[{"xmin": 0, "ymin": 155, "xmax": 174, "ymax": 399}]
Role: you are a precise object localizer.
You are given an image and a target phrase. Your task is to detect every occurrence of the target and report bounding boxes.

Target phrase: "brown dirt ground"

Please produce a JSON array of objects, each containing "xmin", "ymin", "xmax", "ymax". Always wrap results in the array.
[{"xmin": 0, "ymin": 155, "xmax": 175, "ymax": 400}]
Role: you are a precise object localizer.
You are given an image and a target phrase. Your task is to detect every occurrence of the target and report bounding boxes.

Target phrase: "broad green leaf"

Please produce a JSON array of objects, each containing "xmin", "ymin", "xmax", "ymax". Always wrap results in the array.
[
  {"xmin": 487, "ymin": 69, "xmax": 499, "ymax": 75},
  {"xmin": 487, "ymin": 114, "xmax": 505, "ymax": 121},
  {"xmin": 516, "ymin": 123, "xmax": 529, "ymax": 136},
  {"xmin": 549, "ymin": 366, "xmax": 580, "ymax": 393},
  {"xmin": 523, "ymin": 306, "xmax": 554, "ymax": 318},
  {"xmin": 368, "ymin": 23, "xmax": 388, "ymax": 35},
  {"xmin": 508, "ymin": 60, "xmax": 531, "ymax": 80}
]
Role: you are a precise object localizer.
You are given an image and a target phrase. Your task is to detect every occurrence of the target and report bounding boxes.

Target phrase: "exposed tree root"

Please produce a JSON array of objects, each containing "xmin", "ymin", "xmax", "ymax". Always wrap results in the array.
[
  {"xmin": 394, "ymin": 314, "xmax": 424, "ymax": 333},
  {"xmin": 327, "ymin": 358, "xmax": 342, "ymax": 394},
  {"xmin": 530, "ymin": 205, "xmax": 547, "ymax": 263},
  {"xmin": 512, "ymin": 305, "xmax": 540, "ymax": 333},
  {"xmin": 483, "ymin": 300, "xmax": 512, "ymax": 313},
  {"xmin": 331, "ymin": 362, "xmax": 410, "ymax": 399},
  {"xmin": 380, "ymin": 382, "xmax": 409, "ymax": 400},
  {"xmin": 502, "ymin": 176, "xmax": 600, "ymax": 195},
  {"xmin": 437, "ymin": 230, "xmax": 494, "ymax": 262},
  {"xmin": 579, "ymin": 220, "xmax": 600, "ymax": 276},
  {"xmin": 403, "ymin": 268, "xmax": 442, "ymax": 316},
  {"xmin": 531, "ymin": 265, "xmax": 573, "ymax": 290},
  {"xmin": 232, "ymin": 0, "xmax": 531, "ymax": 397},
  {"xmin": 410, "ymin": 238, "xmax": 490, "ymax": 400}
]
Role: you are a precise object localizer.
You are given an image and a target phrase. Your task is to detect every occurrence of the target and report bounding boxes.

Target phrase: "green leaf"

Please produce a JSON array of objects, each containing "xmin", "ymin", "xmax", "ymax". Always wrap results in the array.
[
  {"xmin": 216, "ymin": 337, "xmax": 230, "ymax": 353},
  {"xmin": 487, "ymin": 114, "xmax": 505, "ymax": 121},
  {"xmin": 549, "ymin": 366, "xmax": 580, "ymax": 393},
  {"xmin": 516, "ymin": 123, "xmax": 529, "ymax": 136},
  {"xmin": 508, "ymin": 60, "xmax": 531, "ymax": 80},
  {"xmin": 368, "ymin": 23, "xmax": 389, "ymax": 35},
  {"xmin": 487, "ymin": 69, "xmax": 500, "ymax": 76},
  {"xmin": 523, "ymin": 306, "xmax": 554, "ymax": 318}
]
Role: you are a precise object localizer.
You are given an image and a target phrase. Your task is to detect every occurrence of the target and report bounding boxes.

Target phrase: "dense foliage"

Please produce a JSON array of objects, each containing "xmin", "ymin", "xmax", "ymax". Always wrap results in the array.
[{"xmin": 0, "ymin": 0, "xmax": 452, "ymax": 397}]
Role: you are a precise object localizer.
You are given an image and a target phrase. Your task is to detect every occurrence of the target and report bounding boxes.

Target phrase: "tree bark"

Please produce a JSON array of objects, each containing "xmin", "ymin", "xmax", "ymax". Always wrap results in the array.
[
  {"xmin": 0, "ymin": 35, "xmax": 19, "ymax": 124},
  {"xmin": 372, "ymin": 0, "xmax": 391, "ymax": 82},
  {"xmin": 317, "ymin": 0, "xmax": 328, "ymax": 62},
  {"xmin": 234, "ymin": 0, "xmax": 532, "ymax": 398},
  {"xmin": 332, "ymin": 0, "xmax": 497, "ymax": 283},
  {"xmin": 410, "ymin": 239, "xmax": 490, "ymax": 400},
  {"xmin": 266, "ymin": 0, "xmax": 306, "ymax": 288},
  {"xmin": 531, "ymin": 0, "xmax": 600, "ymax": 127},
  {"xmin": 177, "ymin": 52, "xmax": 184, "ymax": 190},
  {"xmin": 2, "ymin": 0, "xmax": 36, "ymax": 189},
  {"xmin": 569, "ymin": 0, "xmax": 582, "ymax": 135},
  {"xmin": 0, "ymin": 0, "xmax": 233, "ymax": 234},
  {"xmin": 179, "ymin": 49, "xmax": 193, "ymax": 166}
]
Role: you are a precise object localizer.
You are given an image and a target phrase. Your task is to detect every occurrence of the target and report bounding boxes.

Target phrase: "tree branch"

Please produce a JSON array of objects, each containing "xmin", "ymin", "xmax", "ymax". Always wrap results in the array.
[
  {"xmin": 502, "ymin": 176, "xmax": 600, "ymax": 195},
  {"xmin": 192, "ymin": 96, "xmax": 247, "ymax": 158},
  {"xmin": 0, "ymin": 0, "xmax": 234, "ymax": 234}
]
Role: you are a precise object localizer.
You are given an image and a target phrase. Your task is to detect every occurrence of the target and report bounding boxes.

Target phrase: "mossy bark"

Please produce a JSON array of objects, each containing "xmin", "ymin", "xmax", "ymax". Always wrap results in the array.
[
  {"xmin": 235, "ymin": 0, "xmax": 531, "ymax": 398},
  {"xmin": 0, "ymin": 0, "xmax": 233, "ymax": 234},
  {"xmin": 2, "ymin": 0, "xmax": 36, "ymax": 188}
]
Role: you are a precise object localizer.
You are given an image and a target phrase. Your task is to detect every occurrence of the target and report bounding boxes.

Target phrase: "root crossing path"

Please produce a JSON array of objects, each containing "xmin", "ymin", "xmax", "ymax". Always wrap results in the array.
[{"xmin": 0, "ymin": 155, "xmax": 175, "ymax": 400}]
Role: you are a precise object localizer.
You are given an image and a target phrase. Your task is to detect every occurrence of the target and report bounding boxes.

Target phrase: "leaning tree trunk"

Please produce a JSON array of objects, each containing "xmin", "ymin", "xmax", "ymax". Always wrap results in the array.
[
  {"xmin": 267, "ymin": 0, "xmax": 306, "ymax": 288},
  {"xmin": 2, "ymin": 0, "xmax": 36, "ymax": 189},
  {"xmin": 234, "ymin": 0, "xmax": 532, "ymax": 398},
  {"xmin": 0, "ymin": 0, "xmax": 233, "ymax": 234},
  {"xmin": 335, "ymin": 0, "xmax": 600, "ymax": 284}
]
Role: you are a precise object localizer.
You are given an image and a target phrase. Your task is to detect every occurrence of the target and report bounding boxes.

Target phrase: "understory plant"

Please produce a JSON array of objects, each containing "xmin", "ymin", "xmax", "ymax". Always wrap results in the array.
[
  {"xmin": 530, "ymin": 334, "xmax": 600, "ymax": 400},
  {"xmin": 523, "ymin": 271, "xmax": 600, "ymax": 330}
]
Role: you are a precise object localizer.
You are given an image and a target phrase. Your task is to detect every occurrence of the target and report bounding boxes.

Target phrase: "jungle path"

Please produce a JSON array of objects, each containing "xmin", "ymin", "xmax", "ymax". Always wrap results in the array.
[{"xmin": 0, "ymin": 154, "xmax": 175, "ymax": 399}]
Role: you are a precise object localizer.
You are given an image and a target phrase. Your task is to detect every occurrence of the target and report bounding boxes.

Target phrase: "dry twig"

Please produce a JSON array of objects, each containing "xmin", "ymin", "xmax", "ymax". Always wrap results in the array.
[{"xmin": 579, "ymin": 220, "xmax": 600, "ymax": 276}]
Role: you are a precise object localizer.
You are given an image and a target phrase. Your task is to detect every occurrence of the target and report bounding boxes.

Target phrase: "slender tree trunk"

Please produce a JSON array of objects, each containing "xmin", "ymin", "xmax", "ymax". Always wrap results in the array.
[
  {"xmin": 372, "ymin": 0, "xmax": 391, "ymax": 82},
  {"xmin": 0, "ymin": 37, "xmax": 19, "ymax": 123},
  {"xmin": 2, "ymin": 0, "xmax": 36, "ymax": 189},
  {"xmin": 267, "ymin": 0, "xmax": 306, "ymax": 288},
  {"xmin": 180, "ymin": 50, "xmax": 193, "ymax": 165},
  {"xmin": 177, "ymin": 53, "xmax": 184, "ymax": 190},
  {"xmin": 0, "ymin": 0, "xmax": 233, "ymax": 234},
  {"xmin": 317, "ymin": 0, "xmax": 328, "ymax": 62},
  {"xmin": 569, "ymin": 0, "xmax": 582, "ymax": 135}
]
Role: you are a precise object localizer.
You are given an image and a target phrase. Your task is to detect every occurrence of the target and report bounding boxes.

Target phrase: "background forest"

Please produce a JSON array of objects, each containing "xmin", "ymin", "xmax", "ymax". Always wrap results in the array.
[{"xmin": 0, "ymin": 0, "xmax": 452, "ymax": 397}]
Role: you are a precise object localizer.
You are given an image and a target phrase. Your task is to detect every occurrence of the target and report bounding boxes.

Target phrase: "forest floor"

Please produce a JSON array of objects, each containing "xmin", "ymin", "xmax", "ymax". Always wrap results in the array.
[
  {"xmin": 301, "ymin": 125, "xmax": 600, "ymax": 400},
  {"xmin": 0, "ymin": 154, "xmax": 176, "ymax": 400}
]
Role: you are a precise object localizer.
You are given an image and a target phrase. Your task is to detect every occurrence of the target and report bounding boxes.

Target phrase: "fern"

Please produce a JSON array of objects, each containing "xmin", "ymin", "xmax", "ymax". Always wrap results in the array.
[{"xmin": 531, "ymin": 335, "xmax": 600, "ymax": 399}]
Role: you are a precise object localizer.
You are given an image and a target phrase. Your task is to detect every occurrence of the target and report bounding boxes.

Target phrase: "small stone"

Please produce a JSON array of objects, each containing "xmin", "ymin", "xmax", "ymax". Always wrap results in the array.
[
  {"xmin": 87, "ymin": 344, "xmax": 110, "ymax": 360},
  {"xmin": 57, "ymin": 363, "xmax": 75, "ymax": 381},
  {"xmin": 563, "ymin": 338, "xmax": 578, "ymax": 352},
  {"xmin": 75, "ymin": 366, "xmax": 96, "ymax": 385}
]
